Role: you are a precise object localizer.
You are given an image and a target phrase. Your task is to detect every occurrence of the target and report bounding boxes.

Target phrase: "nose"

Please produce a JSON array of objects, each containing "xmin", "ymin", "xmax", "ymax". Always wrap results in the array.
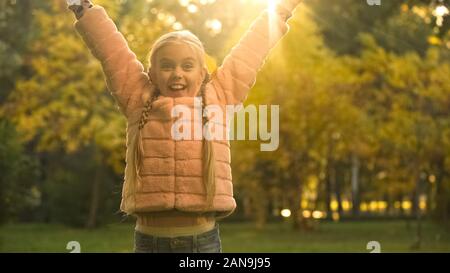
[{"xmin": 171, "ymin": 67, "xmax": 183, "ymax": 80}]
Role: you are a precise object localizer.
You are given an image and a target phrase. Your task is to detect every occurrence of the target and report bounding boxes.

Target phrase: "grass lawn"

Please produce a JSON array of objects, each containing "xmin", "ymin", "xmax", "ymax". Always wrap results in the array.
[{"xmin": 1, "ymin": 220, "xmax": 449, "ymax": 253}]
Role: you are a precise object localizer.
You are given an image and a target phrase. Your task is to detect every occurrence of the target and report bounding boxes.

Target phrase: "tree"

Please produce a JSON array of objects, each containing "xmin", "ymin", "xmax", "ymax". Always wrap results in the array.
[
  {"xmin": 1, "ymin": 0, "xmax": 136, "ymax": 227},
  {"xmin": 0, "ymin": 0, "xmax": 32, "ymax": 103},
  {"xmin": 0, "ymin": 118, "xmax": 40, "ymax": 224},
  {"xmin": 308, "ymin": 0, "xmax": 446, "ymax": 56}
]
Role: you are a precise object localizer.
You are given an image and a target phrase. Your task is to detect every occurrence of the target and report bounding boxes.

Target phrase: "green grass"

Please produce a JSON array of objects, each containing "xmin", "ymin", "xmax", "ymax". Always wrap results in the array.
[{"xmin": 1, "ymin": 220, "xmax": 449, "ymax": 253}]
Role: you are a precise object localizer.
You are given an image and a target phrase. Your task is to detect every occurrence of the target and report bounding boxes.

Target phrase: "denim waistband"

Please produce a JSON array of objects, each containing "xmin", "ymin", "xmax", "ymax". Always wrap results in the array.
[{"xmin": 134, "ymin": 223, "xmax": 220, "ymax": 253}]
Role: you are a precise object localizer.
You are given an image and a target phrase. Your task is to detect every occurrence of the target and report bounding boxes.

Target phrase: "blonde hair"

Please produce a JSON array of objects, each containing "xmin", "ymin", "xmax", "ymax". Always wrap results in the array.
[{"xmin": 122, "ymin": 30, "xmax": 216, "ymax": 214}]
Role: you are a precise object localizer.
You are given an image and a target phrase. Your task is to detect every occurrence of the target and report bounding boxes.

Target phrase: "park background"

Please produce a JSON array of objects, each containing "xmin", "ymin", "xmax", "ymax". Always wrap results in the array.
[{"xmin": 0, "ymin": 0, "xmax": 449, "ymax": 252}]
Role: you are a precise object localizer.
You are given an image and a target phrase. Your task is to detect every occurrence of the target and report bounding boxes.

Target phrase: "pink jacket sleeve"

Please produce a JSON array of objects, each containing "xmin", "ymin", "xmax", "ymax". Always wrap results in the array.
[
  {"xmin": 74, "ymin": 6, "xmax": 151, "ymax": 118},
  {"xmin": 212, "ymin": 7, "xmax": 294, "ymax": 105}
]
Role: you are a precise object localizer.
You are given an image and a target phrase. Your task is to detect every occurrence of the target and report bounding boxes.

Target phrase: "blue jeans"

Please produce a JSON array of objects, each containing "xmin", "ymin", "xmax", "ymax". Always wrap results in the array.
[{"xmin": 134, "ymin": 223, "xmax": 222, "ymax": 253}]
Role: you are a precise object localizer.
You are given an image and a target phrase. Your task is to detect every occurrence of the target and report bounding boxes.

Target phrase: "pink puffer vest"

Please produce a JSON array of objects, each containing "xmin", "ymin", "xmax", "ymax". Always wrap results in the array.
[{"xmin": 75, "ymin": 4, "xmax": 291, "ymax": 219}]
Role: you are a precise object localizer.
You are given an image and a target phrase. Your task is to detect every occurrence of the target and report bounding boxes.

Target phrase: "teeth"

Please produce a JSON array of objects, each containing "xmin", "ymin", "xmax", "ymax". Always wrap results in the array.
[{"xmin": 170, "ymin": 84, "xmax": 185, "ymax": 90}]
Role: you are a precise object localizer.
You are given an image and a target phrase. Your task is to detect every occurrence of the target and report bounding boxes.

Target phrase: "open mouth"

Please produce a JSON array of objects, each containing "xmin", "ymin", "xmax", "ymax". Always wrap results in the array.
[{"xmin": 168, "ymin": 83, "xmax": 187, "ymax": 92}]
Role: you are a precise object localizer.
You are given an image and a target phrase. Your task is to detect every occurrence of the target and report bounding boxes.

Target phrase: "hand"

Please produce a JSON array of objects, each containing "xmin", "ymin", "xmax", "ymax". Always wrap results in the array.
[
  {"xmin": 275, "ymin": 0, "xmax": 302, "ymax": 21},
  {"xmin": 68, "ymin": 0, "xmax": 93, "ymax": 19},
  {"xmin": 279, "ymin": 0, "xmax": 303, "ymax": 11},
  {"xmin": 66, "ymin": 0, "xmax": 81, "ymax": 6}
]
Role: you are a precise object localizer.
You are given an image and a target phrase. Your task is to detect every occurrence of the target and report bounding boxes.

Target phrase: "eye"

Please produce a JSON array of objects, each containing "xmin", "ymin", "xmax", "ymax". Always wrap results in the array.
[
  {"xmin": 160, "ymin": 62, "xmax": 174, "ymax": 70},
  {"xmin": 183, "ymin": 62, "xmax": 194, "ymax": 71}
]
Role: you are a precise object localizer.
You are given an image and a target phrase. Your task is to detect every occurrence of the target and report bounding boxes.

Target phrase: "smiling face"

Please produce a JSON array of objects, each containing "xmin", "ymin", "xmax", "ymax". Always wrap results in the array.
[{"xmin": 150, "ymin": 42, "xmax": 206, "ymax": 98}]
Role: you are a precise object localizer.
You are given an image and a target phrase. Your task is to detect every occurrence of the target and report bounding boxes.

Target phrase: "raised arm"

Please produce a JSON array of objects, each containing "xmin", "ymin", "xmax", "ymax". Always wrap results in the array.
[
  {"xmin": 71, "ymin": 1, "xmax": 151, "ymax": 118},
  {"xmin": 211, "ymin": 0, "xmax": 302, "ymax": 105}
]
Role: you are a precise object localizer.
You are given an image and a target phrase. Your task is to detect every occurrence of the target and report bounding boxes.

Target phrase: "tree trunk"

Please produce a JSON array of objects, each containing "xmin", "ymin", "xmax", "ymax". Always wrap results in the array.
[
  {"xmin": 351, "ymin": 154, "xmax": 360, "ymax": 217},
  {"xmin": 412, "ymin": 180, "xmax": 419, "ymax": 219},
  {"xmin": 411, "ymin": 171, "xmax": 423, "ymax": 250},
  {"xmin": 384, "ymin": 193, "xmax": 391, "ymax": 216},
  {"xmin": 86, "ymin": 159, "xmax": 102, "ymax": 229},
  {"xmin": 398, "ymin": 193, "xmax": 405, "ymax": 217},
  {"xmin": 291, "ymin": 153, "xmax": 305, "ymax": 230},
  {"xmin": 435, "ymin": 157, "xmax": 449, "ymax": 226},
  {"xmin": 325, "ymin": 173, "xmax": 332, "ymax": 220},
  {"xmin": 292, "ymin": 182, "xmax": 303, "ymax": 230},
  {"xmin": 335, "ymin": 164, "xmax": 343, "ymax": 219},
  {"xmin": 325, "ymin": 141, "xmax": 334, "ymax": 220},
  {"xmin": 436, "ymin": 176, "xmax": 450, "ymax": 225},
  {"xmin": 243, "ymin": 196, "xmax": 252, "ymax": 219}
]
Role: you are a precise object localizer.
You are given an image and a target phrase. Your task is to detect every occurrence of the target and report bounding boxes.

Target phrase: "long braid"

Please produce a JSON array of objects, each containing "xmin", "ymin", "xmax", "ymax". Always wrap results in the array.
[
  {"xmin": 200, "ymin": 74, "xmax": 216, "ymax": 208},
  {"xmin": 136, "ymin": 88, "xmax": 159, "ymax": 181},
  {"xmin": 139, "ymin": 90, "xmax": 160, "ymax": 130},
  {"xmin": 122, "ymin": 89, "xmax": 159, "ymax": 214},
  {"xmin": 136, "ymin": 89, "xmax": 160, "ymax": 175}
]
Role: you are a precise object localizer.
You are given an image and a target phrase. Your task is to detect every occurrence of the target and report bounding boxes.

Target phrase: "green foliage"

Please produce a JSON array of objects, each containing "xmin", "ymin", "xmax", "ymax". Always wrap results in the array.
[
  {"xmin": 42, "ymin": 146, "xmax": 122, "ymax": 227},
  {"xmin": 233, "ymin": 3, "xmax": 450, "ymax": 224},
  {"xmin": 308, "ymin": 0, "xmax": 442, "ymax": 56},
  {"xmin": 0, "ymin": 119, "xmax": 40, "ymax": 224},
  {"xmin": 0, "ymin": 0, "xmax": 449, "ymax": 228}
]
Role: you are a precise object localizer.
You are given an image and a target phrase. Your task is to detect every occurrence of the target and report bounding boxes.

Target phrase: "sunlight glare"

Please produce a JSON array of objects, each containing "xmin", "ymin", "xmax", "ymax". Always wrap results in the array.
[{"xmin": 281, "ymin": 209, "xmax": 291, "ymax": 218}]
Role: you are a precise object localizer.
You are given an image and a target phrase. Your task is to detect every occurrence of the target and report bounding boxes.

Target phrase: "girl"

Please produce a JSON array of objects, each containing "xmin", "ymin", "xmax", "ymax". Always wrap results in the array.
[{"xmin": 69, "ymin": 0, "xmax": 302, "ymax": 253}]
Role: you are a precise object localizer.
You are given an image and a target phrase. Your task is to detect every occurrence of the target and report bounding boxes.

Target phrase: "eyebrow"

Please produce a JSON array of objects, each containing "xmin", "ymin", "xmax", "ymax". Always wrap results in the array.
[{"xmin": 159, "ymin": 57, "xmax": 196, "ymax": 63}]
